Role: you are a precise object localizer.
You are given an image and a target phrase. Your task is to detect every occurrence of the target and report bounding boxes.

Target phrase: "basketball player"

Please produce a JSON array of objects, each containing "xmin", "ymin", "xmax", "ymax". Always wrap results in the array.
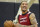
[{"xmin": 14, "ymin": 1, "xmax": 38, "ymax": 27}]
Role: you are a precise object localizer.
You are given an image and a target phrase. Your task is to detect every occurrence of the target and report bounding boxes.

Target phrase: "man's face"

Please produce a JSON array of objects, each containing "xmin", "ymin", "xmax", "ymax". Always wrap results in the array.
[{"xmin": 21, "ymin": 2, "xmax": 28, "ymax": 12}]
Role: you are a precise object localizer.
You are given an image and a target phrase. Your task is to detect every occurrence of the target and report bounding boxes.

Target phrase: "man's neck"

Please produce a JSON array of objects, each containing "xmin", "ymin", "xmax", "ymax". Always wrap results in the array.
[{"xmin": 22, "ymin": 11, "xmax": 28, "ymax": 14}]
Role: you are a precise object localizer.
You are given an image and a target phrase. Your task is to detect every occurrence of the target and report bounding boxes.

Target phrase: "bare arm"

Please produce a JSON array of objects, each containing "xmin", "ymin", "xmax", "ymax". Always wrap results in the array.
[{"xmin": 29, "ymin": 13, "xmax": 38, "ymax": 27}]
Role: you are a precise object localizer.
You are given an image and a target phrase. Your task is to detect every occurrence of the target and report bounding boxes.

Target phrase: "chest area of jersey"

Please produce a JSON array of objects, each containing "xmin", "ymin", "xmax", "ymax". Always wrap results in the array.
[{"xmin": 19, "ymin": 14, "xmax": 29, "ymax": 23}]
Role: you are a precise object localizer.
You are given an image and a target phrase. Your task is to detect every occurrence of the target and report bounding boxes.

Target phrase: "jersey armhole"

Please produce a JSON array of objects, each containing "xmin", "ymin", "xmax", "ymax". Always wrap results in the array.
[
  {"xmin": 29, "ymin": 13, "xmax": 32, "ymax": 17},
  {"xmin": 18, "ymin": 15, "xmax": 19, "ymax": 20},
  {"xmin": 29, "ymin": 13, "xmax": 32, "ymax": 25},
  {"xmin": 17, "ymin": 15, "xmax": 19, "ymax": 23}
]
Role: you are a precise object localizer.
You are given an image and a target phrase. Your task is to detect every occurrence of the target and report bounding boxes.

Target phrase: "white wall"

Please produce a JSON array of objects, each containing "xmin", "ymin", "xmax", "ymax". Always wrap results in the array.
[{"xmin": 0, "ymin": 0, "xmax": 39, "ymax": 4}]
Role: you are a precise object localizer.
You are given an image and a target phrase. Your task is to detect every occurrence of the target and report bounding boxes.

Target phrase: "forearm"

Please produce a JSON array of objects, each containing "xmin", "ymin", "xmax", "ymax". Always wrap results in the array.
[
  {"xmin": 35, "ymin": 24, "xmax": 38, "ymax": 27},
  {"xmin": 14, "ymin": 23, "xmax": 38, "ymax": 27},
  {"xmin": 26, "ymin": 24, "xmax": 38, "ymax": 27},
  {"xmin": 19, "ymin": 24, "xmax": 38, "ymax": 27}
]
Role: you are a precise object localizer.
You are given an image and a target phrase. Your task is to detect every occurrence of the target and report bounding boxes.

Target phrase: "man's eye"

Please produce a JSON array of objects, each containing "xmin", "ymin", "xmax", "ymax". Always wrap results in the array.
[{"xmin": 22, "ymin": 4, "xmax": 24, "ymax": 5}]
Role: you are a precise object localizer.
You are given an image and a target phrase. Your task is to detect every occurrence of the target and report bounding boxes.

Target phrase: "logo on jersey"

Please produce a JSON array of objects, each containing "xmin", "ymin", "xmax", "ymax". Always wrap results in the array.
[{"xmin": 20, "ymin": 17, "xmax": 27, "ymax": 23}]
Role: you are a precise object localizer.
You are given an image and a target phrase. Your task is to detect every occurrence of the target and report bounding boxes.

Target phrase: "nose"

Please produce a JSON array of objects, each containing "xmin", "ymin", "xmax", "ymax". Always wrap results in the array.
[{"xmin": 23, "ymin": 4, "xmax": 26, "ymax": 6}]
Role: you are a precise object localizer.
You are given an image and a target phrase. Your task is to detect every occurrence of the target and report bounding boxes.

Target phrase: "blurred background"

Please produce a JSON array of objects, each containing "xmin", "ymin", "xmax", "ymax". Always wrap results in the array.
[{"xmin": 0, "ymin": 0, "xmax": 39, "ymax": 27}]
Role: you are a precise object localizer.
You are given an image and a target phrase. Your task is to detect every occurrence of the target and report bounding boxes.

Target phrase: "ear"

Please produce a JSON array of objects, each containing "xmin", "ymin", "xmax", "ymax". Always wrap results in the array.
[{"xmin": 20, "ymin": 5, "xmax": 21, "ymax": 7}]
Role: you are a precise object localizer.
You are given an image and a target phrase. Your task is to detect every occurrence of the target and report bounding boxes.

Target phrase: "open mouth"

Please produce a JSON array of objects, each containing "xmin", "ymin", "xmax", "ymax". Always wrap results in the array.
[
  {"xmin": 22, "ymin": 7, "xmax": 27, "ymax": 12},
  {"xmin": 23, "ymin": 7, "xmax": 26, "ymax": 9},
  {"xmin": 22, "ymin": 10, "xmax": 26, "ymax": 12}
]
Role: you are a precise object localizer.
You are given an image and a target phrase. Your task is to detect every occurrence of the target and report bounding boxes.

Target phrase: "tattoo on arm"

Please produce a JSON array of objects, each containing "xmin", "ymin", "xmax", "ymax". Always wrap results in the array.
[{"xmin": 29, "ymin": 13, "xmax": 37, "ymax": 24}]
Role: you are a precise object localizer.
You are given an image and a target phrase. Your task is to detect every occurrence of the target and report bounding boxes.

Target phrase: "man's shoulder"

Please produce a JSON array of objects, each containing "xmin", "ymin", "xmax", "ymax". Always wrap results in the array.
[
  {"xmin": 29, "ymin": 12, "xmax": 35, "ymax": 18},
  {"xmin": 28, "ymin": 11, "xmax": 35, "ymax": 16},
  {"xmin": 28, "ymin": 11, "xmax": 32, "ymax": 14}
]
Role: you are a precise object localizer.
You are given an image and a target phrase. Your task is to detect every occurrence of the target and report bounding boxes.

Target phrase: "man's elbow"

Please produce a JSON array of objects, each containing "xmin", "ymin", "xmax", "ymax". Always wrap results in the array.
[
  {"xmin": 34, "ymin": 23, "xmax": 38, "ymax": 27},
  {"xmin": 35, "ymin": 24, "xmax": 38, "ymax": 27}
]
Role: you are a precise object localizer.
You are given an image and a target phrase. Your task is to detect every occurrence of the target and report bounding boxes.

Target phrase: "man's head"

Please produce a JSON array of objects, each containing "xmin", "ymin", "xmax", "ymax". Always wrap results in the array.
[{"xmin": 20, "ymin": 1, "xmax": 28, "ymax": 12}]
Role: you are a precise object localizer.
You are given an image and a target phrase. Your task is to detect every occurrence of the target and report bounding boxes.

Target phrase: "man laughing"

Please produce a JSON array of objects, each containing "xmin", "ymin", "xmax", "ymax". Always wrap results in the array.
[{"xmin": 14, "ymin": 1, "xmax": 38, "ymax": 27}]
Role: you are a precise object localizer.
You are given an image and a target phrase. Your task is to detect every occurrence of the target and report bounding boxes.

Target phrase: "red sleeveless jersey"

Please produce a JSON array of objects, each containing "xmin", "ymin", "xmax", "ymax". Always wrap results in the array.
[{"xmin": 18, "ymin": 12, "xmax": 31, "ymax": 25}]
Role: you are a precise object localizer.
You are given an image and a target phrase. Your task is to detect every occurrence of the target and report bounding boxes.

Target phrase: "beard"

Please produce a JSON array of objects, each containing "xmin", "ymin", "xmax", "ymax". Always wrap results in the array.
[{"xmin": 22, "ymin": 10, "xmax": 26, "ymax": 12}]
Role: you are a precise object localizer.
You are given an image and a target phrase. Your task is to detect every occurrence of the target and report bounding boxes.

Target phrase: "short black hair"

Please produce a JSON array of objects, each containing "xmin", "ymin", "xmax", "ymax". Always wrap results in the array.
[{"xmin": 21, "ymin": 1, "xmax": 27, "ymax": 4}]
